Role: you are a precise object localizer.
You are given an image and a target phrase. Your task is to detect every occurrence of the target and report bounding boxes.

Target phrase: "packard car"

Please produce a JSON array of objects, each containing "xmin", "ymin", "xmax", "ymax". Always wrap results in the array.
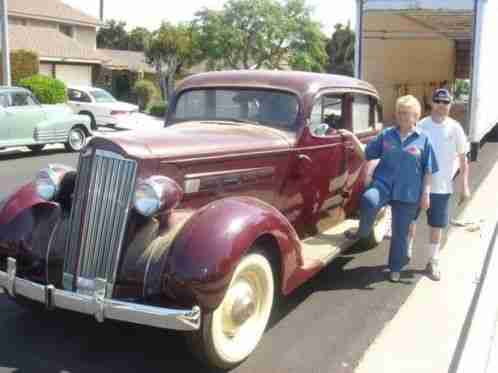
[{"xmin": 0, "ymin": 71, "xmax": 389, "ymax": 368}]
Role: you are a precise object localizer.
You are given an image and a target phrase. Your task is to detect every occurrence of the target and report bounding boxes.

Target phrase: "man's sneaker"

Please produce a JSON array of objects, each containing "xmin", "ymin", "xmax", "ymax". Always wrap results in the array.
[
  {"xmin": 389, "ymin": 271, "xmax": 400, "ymax": 283},
  {"xmin": 344, "ymin": 229, "xmax": 359, "ymax": 240},
  {"xmin": 425, "ymin": 260, "xmax": 441, "ymax": 281}
]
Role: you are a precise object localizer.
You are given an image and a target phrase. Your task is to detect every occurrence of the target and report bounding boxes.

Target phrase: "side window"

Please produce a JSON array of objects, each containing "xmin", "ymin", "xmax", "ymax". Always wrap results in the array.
[
  {"xmin": 68, "ymin": 89, "xmax": 91, "ymax": 103},
  {"xmin": 11, "ymin": 92, "xmax": 37, "ymax": 107},
  {"xmin": 352, "ymin": 94, "xmax": 372, "ymax": 133},
  {"xmin": 374, "ymin": 101, "xmax": 383, "ymax": 125},
  {"xmin": 309, "ymin": 94, "xmax": 344, "ymax": 136},
  {"xmin": 323, "ymin": 96, "xmax": 344, "ymax": 130}
]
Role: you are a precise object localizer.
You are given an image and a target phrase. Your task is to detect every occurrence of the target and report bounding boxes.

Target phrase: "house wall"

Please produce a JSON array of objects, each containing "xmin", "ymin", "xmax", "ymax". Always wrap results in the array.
[
  {"xmin": 75, "ymin": 26, "xmax": 97, "ymax": 49},
  {"xmin": 8, "ymin": 16, "xmax": 96, "ymax": 49}
]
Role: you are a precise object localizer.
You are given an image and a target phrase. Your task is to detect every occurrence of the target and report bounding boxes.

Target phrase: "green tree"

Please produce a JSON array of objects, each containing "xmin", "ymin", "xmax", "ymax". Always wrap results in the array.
[
  {"xmin": 145, "ymin": 22, "xmax": 200, "ymax": 100},
  {"xmin": 326, "ymin": 23, "xmax": 355, "ymax": 76},
  {"xmin": 194, "ymin": 0, "xmax": 327, "ymax": 71},
  {"xmin": 97, "ymin": 19, "xmax": 129, "ymax": 50},
  {"xmin": 128, "ymin": 27, "xmax": 151, "ymax": 51}
]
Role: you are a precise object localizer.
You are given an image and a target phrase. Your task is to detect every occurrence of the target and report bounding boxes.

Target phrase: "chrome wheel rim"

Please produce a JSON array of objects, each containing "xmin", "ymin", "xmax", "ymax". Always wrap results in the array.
[
  {"xmin": 211, "ymin": 254, "xmax": 274, "ymax": 364},
  {"xmin": 69, "ymin": 129, "xmax": 85, "ymax": 150}
]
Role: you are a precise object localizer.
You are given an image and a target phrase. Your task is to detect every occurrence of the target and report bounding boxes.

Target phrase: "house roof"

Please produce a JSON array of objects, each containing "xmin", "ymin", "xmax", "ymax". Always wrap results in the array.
[
  {"xmin": 9, "ymin": 25, "xmax": 107, "ymax": 63},
  {"xmin": 8, "ymin": 0, "xmax": 101, "ymax": 27},
  {"xmin": 100, "ymin": 49, "xmax": 155, "ymax": 73}
]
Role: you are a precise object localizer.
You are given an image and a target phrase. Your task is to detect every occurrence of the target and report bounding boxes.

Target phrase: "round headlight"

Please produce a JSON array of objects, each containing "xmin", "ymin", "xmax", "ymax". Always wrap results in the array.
[
  {"xmin": 134, "ymin": 176, "xmax": 183, "ymax": 217},
  {"xmin": 35, "ymin": 164, "xmax": 74, "ymax": 201}
]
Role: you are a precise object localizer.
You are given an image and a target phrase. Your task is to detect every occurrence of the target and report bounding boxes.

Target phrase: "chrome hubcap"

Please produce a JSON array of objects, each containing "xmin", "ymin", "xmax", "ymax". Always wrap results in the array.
[
  {"xmin": 70, "ymin": 130, "xmax": 84, "ymax": 149},
  {"xmin": 222, "ymin": 279, "xmax": 257, "ymax": 337}
]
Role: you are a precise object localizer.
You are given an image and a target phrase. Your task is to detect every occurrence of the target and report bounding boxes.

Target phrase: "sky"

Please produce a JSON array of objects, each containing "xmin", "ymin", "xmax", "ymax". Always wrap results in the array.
[{"xmin": 62, "ymin": 0, "xmax": 357, "ymax": 36}]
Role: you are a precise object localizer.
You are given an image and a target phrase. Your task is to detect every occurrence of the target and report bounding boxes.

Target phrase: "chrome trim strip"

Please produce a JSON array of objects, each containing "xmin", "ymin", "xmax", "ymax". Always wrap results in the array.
[
  {"xmin": 0, "ymin": 258, "xmax": 200, "ymax": 331},
  {"xmin": 184, "ymin": 166, "xmax": 275, "ymax": 180}
]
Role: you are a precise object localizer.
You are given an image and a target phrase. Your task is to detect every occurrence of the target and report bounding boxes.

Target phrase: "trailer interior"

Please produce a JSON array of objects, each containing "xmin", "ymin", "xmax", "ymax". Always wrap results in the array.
[{"xmin": 360, "ymin": 1, "xmax": 475, "ymax": 133}]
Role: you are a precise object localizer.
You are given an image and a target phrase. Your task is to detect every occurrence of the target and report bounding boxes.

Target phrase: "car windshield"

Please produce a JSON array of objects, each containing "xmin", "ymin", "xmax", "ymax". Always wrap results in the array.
[
  {"xmin": 90, "ymin": 89, "xmax": 117, "ymax": 103},
  {"xmin": 170, "ymin": 88, "xmax": 300, "ymax": 132}
]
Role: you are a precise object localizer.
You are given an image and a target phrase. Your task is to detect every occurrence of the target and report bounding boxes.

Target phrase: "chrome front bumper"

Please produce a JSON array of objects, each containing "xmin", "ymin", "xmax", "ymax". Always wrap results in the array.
[{"xmin": 0, "ymin": 258, "xmax": 200, "ymax": 331}]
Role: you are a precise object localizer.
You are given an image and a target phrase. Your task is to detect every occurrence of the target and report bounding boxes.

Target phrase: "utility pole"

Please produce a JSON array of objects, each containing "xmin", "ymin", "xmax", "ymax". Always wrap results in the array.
[
  {"xmin": 1, "ymin": 0, "xmax": 11, "ymax": 86},
  {"xmin": 354, "ymin": 0, "xmax": 364, "ymax": 79},
  {"xmin": 100, "ymin": 0, "xmax": 104, "ymax": 21}
]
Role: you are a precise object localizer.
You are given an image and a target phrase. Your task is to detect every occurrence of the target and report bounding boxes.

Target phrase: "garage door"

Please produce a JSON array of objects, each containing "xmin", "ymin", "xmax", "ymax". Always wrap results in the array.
[
  {"xmin": 39, "ymin": 63, "xmax": 53, "ymax": 77},
  {"xmin": 55, "ymin": 64, "xmax": 92, "ymax": 86}
]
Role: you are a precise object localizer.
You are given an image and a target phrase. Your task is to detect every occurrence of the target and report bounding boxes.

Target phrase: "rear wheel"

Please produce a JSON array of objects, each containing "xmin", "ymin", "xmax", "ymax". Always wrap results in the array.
[
  {"xmin": 65, "ymin": 127, "xmax": 87, "ymax": 152},
  {"xmin": 27, "ymin": 144, "xmax": 45, "ymax": 153},
  {"xmin": 186, "ymin": 251, "xmax": 275, "ymax": 369}
]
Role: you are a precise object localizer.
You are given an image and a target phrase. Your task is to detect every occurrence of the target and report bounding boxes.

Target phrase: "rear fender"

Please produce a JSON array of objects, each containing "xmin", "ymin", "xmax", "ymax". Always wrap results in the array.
[{"xmin": 158, "ymin": 197, "xmax": 302, "ymax": 311}]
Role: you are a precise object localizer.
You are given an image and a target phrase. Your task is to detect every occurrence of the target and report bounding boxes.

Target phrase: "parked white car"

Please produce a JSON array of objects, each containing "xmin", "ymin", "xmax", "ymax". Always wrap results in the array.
[{"xmin": 67, "ymin": 86, "xmax": 139, "ymax": 130}]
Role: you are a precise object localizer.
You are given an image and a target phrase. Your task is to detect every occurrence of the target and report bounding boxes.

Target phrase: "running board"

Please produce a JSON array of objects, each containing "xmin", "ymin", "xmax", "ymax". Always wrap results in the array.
[{"xmin": 300, "ymin": 219, "xmax": 359, "ymax": 269}]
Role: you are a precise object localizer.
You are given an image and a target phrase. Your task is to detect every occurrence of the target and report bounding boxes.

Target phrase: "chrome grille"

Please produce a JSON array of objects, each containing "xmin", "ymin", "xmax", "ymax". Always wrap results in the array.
[{"xmin": 63, "ymin": 149, "xmax": 137, "ymax": 294}]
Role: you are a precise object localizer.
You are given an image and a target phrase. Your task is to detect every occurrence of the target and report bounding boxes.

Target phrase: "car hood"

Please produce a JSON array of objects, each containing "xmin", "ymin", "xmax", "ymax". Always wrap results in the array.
[
  {"xmin": 94, "ymin": 122, "xmax": 293, "ymax": 160},
  {"xmin": 98, "ymin": 101, "xmax": 139, "ymax": 112},
  {"xmin": 41, "ymin": 103, "xmax": 74, "ymax": 116}
]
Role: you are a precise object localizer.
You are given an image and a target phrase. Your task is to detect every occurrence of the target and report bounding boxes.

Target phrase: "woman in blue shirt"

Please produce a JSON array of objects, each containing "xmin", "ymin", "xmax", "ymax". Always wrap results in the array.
[{"xmin": 340, "ymin": 95, "xmax": 438, "ymax": 282}]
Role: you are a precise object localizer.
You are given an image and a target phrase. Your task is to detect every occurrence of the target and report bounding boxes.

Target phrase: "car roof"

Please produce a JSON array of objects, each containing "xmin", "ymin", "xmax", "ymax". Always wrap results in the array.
[
  {"xmin": 0, "ymin": 86, "xmax": 31, "ymax": 94},
  {"xmin": 68, "ymin": 86, "xmax": 103, "ymax": 92},
  {"xmin": 176, "ymin": 70, "xmax": 379, "ymax": 98}
]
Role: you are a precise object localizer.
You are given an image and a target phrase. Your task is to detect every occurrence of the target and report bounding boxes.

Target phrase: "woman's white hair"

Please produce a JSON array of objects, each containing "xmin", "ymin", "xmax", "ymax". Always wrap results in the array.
[{"xmin": 396, "ymin": 95, "xmax": 421, "ymax": 119}]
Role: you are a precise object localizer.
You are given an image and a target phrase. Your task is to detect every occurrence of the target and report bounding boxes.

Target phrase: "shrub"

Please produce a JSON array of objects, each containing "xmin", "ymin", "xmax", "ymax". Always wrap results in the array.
[
  {"xmin": 19, "ymin": 75, "xmax": 67, "ymax": 104},
  {"xmin": 133, "ymin": 79, "xmax": 158, "ymax": 111},
  {"xmin": 148, "ymin": 101, "xmax": 168, "ymax": 118},
  {"xmin": 0, "ymin": 49, "xmax": 39, "ymax": 85}
]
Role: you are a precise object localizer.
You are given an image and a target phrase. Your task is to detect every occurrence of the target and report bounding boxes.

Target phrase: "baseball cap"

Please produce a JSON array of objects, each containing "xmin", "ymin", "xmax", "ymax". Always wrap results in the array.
[{"xmin": 432, "ymin": 89, "xmax": 452, "ymax": 103}]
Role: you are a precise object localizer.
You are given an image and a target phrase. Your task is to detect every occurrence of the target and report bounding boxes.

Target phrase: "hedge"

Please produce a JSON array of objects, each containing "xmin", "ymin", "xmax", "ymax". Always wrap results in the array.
[
  {"xmin": 148, "ymin": 101, "xmax": 168, "ymax": 118},
  {"xmin": 0, "ymin": 49, "xmax": 39, "ymax": 85},
  {"xmin": 19, "ymin": 75, "xmax": 67, "ymax": 104},
  {"xmin": 133, "ymin": 79, "xmax": 158, "ymax": 111}
]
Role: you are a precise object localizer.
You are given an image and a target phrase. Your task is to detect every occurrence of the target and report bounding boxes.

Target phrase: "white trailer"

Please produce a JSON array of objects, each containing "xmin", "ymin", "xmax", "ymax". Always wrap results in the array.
[{"xmin": 355, "ymin": 0, "xmax": 498, "ymax": 160}]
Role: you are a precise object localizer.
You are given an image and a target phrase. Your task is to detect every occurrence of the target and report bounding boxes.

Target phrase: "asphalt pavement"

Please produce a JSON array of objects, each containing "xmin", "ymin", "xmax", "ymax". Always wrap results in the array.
[{"xmin": 0, "ymin": 136, "xmax": 497, "ymax": 373}]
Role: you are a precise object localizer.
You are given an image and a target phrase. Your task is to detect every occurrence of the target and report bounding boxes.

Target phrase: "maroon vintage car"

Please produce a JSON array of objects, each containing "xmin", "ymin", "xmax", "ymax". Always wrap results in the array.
[{"xmin": 0, "ymin": 70, "xmax": 389, "ymax": 368}]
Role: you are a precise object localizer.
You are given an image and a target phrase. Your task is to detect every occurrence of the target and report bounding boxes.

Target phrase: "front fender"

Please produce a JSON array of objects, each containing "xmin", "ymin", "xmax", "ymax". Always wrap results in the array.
[
  {"xmin": 159, "ymin": 197, "xmax": 302, "ymax": 311},
  {"xmin": 0, "ymin": 182, "xmax": 46, "ymax": 225},
  {"xmin": 0, "ymin": 199, "xmax": 60, "ymax": 282}
]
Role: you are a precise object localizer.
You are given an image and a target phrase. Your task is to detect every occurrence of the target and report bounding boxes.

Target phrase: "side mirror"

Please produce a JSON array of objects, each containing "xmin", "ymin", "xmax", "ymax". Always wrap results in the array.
[{"xmin": 310, "ymin": 122, "xmax": 330, "ymax": 137}]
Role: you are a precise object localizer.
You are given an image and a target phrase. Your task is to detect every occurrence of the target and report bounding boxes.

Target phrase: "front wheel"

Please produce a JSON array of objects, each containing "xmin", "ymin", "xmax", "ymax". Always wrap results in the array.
[
  {"xmin": 186, "ymin": 252, "xmax": 275, "ymax": 369},
  {"xmin": 65, "ymin": 127, "xmax": 87, "ymax": 152}
]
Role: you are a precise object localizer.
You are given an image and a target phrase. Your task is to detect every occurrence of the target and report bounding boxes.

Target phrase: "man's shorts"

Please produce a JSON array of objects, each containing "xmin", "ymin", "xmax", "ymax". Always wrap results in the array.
[{"xmin": 415, "ymin": 193, "xmax": 451, "ymax": 228}]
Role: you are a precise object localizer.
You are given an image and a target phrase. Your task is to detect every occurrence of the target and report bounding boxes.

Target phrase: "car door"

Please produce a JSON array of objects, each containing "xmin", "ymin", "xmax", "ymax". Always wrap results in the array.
[
  {"xmin": 279, "ymin": 92, "xmax": 348, "ymax": 236},
  {"xmin": 342, "ymin": 93, "xmax": 383, "ymax": 214},
  {"xmin": 0, "ymin": 93, "xmax": 11, "ymax": 147},
  {"xmin": 7, "ymin": 91, "xmax": 46, "ymax": 146}
]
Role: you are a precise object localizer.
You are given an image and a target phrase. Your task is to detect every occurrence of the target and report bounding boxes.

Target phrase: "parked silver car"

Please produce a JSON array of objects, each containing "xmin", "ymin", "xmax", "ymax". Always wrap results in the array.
[{"xmin": 0, "ymin": 86, "xmax": 92, "ymax": 153}]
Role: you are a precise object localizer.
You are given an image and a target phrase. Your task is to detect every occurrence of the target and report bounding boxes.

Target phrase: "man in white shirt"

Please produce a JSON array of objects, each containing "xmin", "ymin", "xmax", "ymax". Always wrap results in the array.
[{"xmin": 408, "ymin": 89, "xmax": 470, "ymax": 281}]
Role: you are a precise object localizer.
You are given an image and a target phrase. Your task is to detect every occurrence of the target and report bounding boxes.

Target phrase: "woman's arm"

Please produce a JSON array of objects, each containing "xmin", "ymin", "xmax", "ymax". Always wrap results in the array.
[{"xmin": 338, "ymin": 129, "xmax": 366, "ymax": 160}]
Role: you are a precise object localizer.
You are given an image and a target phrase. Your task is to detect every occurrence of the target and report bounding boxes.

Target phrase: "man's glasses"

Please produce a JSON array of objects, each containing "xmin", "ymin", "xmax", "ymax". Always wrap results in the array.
[{"xmin": 433, "ymin": 100, "xmax": 450, "ymax": 105}]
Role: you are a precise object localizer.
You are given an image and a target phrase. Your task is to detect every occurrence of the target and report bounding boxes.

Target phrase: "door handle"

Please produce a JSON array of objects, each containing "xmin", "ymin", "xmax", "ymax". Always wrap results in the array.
[{"xmin": 298, "ymin": 154, "xmax": 312, "ymax": 163}]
